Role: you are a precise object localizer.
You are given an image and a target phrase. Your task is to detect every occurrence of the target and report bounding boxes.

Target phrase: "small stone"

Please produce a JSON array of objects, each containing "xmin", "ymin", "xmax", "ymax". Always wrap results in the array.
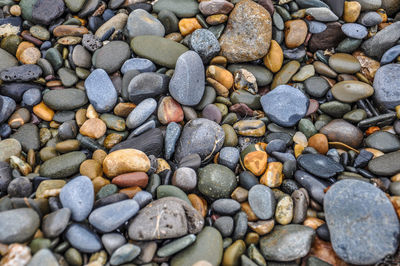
[
  {"xmin": 373, "ymin": 64, "xmax": 400, "ymax": 111},
  {"xmin": 1, "ymin": 64, "xmax": 42, "ymax": 82},
  {"xmin": 157, "ymin": 234, "xmax": 196, "ymax": 257},
  {"xmin": 361, "ymin": 22, "xmax": 400, "ymax": 59},
  {"xmin": 0, "ymin": 208, "xmax": 40, "ymax": 244},
  {"xmin": 298, "ymin": 154, "xmax": 344, "ymax": 178},
  {"xmin": 79, "ymin": 118, "xmax": 107, "ymax": 139},
  {"xmin": 368, "ymin": 151, "xmax": 400, "ymax": 176},
  {"xmin": 198, "ymin": 164, "xmax": 237, "ymax": 200},
  {"xmin": 344, "ymin": 1, "xmax": 361, "ymax": 22},
  {"xmin": 65, "ymin": 223, "xmax": 102, "ymax": 253},
  {"xmin": 126, "ymin": 98, "xmax": 157, "ymax": 129},
  {"xmin": 331, "ymin": 80, "xmax": 373, "ymax": 103},
  {"xmin": 306, "ymin": 7, "xmax": 339, "ymax": 21},
  {"xmin": 85, "ymin": 69, "xmax": 117, "ymax": 113},
  {"xmin": 103, "ymin": 149, "xmax": 150, "ymax": 177},
  {"xmin": 329, "ymin": 53, "xmax": 361, "ymax": 74},
  {"xmin": 126, "ymin": 9, "xmax": 165, "ymax": 38},
  {"xmin": 10, "ymin": 123, "xmax": 39, "ymax": 152},
  {"xmin": 121, "ymin": 58, "xmax": 156, "ymax": 74},
  {"xmin": 110, "ymin": 243, "xmax": 141, "ymax": 265},
  {"xmin": 320, "ymin": 119, "xmax": 363, "ymax": 147},
  {"xmin": 27, "ymin": 249, "xmax": 58, "ymax": 266},
  {"xmin": 341, "ymin": 23, "xmax": 367, "ymax": 39},
  {"xmin": 189, "ymin": 29, "xmax": 220, "ymax": 63},
  {"xmin": 43, "ymin": 89, "xmax": 88, "ymax": 111},
  {"xmin": 42, "ymin": 208, "xmax": 71, "ymax": 238},
  {"xmin": 248, "ymin": 184, "xmax": 276, "ymax": 220},
  {"xmin": 172, "ymin": 167, "xmax": 197, "ymax": 192},
  {"xmin": 93, "ymin": 41, "xmax": 130, "ymax": 74},
  {"xmin": 284, "ymin": 19, "xmax": 307, "ymax": 49},
  {"xmin": 158, "ymin": 96, "xmax": 184, "ymax": 125},
  {"xmin": 0, "ymin": 138, "xmax": 21, "ymax": 162}
]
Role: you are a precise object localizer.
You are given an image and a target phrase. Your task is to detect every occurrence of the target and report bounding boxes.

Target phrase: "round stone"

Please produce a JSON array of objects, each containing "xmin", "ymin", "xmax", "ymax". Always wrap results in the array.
[
  {"xmin": 331, "ymin": 80, "xmax": 374, "ymax": 103},
  {"xmin": 93, "ymin": 41, "xmax": 130, "ymax": 74},
  {"xmin": 0, "ymin": 208, "xmax": 40, "ymax": 244},
  {"xmin": 373, "ymin": 63, "xmax": 400, "ymax": 111},
  {"xmin": 198, "ymin": 164, "xmax": 237, "ymax": 200},
  {"xmin": 329, "ymin": 53, "xmax": 361, "ymax": 74},
  {"xmin": 126, "ymin": 9, "xmax": 165, "ymax": 38},
  {"xmin": 248, "ymin": 184, "xmax": 276, "ymax": 220}
]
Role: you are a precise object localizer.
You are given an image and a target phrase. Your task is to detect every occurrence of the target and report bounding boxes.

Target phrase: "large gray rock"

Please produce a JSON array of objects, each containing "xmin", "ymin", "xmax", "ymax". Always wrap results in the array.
[
  {"xmin": 169, "ymin": 51, "xmax": 205, "ymax": 106},
  {"xmin": 260, "ymin": 224, "xmax": 315, "ymax": 261},
  {"xmin": 174, "ymin": 118, "xmax": 224, "ymax": 163},
  {"xmin": 43, "ymin": 88, "xmax": 88, "ymax": 111},
  {"xmin": 0, "ymin": 208, "xmax": 40, "ymax": 244},
  {"xmin": 85, "ymin": 69, "xmax": 117, "ymax": 113},
  {"xmin": 128, "ymin": 197, "xmax": 204, "ymax": 240},
  {"xmin": 127, "ymin": 72, "xmax": 169, "ymax": 104},
  {"xmin": 361, "ymin": 22, "xmax": 400, "ymax": 59},
  {"xmin": 373, "ymin": 63, "xmax": 400, "ymax": 111},
  {"xmin": 324, "ymin": 179, "xmax": 400, "ymax": 265},
  {"xmin": 42, "ymin": 208, "xmax": 71, "ymax": 238}
]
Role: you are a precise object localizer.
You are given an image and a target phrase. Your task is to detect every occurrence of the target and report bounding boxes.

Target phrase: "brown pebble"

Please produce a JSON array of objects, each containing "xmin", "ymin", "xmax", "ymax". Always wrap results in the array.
[
  {"xmin": 79, "ymin": 118, "xmax": 106, "ymax": 139},
  {"xmin": 308, "ymin": 133, "xmax": 329, "ymax": 154},
  {"xmin": 92, "ymin": 149, "xmax": 107, "ymax": 164},
  {"xmin": 80, "ymin": 159, "xmax": 103, "ymax": 179},
  {"xmin": 112, "ymin": 172, "xmax": 149, "ymax": 188}
]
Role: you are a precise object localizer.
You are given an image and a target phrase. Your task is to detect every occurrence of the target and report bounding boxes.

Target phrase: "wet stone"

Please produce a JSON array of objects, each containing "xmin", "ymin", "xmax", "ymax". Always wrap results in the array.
[{"xmin": 298, "ymin": 154, "xmax": 344, "ymax": 178}]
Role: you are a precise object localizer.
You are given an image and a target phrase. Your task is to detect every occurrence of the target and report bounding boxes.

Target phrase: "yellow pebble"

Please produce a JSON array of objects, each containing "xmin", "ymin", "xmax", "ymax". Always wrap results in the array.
[
  {"xmin": 263, "ymin": 40, "xmax": 283, "ymax": 73},
  {"xmin": 33, "ymin": 101, "xmax": 54, "ymax": 121},
  {"xmin": 178, "ymin": 18, "xmax": 202, "ymax": 36}
]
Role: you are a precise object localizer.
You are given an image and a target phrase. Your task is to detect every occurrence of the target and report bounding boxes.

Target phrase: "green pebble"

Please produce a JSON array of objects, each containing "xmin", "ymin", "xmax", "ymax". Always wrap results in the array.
[{"xmin": 157, "ymin": 234, "xmax": 196, "ymax": 257}]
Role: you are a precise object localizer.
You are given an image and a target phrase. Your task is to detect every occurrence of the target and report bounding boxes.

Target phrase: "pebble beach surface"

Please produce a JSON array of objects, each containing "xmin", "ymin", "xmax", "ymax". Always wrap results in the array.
[{"xmin": 1, "ymin": 0, "xmax": 400, "ymax": 265}]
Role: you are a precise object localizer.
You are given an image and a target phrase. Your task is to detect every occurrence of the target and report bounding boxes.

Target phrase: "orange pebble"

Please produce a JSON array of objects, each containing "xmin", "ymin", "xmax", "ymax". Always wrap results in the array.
[
  {"xmin": 33, "ymin": 101, "xmax": 54, "ymax": 121},
  {"xmin": 120, "ymin": 186, "xmax": 142, "ymax": 198},
  {"xmin": 188, "ymin": 194, "xmax": 207, "ymax": 217},
  {"xmin": 365, "ymin": 126, "xmax": 380, "ymax": 136},
  {"xmin": 178, "ymin": 18, "xmax": 202, "ymax": 36}
]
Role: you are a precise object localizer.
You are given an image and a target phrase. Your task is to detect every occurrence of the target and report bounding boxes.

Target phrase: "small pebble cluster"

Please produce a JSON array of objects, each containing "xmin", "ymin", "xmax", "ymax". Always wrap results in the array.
[{"xmin": 1, "ymin": 0, "xmax": 400, "ymax": 265}]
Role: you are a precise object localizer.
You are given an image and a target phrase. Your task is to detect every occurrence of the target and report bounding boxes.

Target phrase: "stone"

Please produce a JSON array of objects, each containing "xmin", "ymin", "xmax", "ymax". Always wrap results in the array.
[
  {"xmin": 271, "ymin": 60, "xmax": 300, "ymax": 89},
  {"xmin": 85, "ymin": 69, "xmax": 117, "ymax": 113},
  {"xmin": 329, "ymin": 53, "xmax": 361, "ymax": 74},
  {"xmin": 306, "ymin": 7, "xmax": 338, "ymax": 21},
  {"xmin": 309, "ymin": 22, "xmax": 345, "ymax": 52},
  {"xmin": 39, "ymin": 151, "xmax": 86, "ymax": 178},
  {"xmin": 43, "ymin": 89, "xmax": 88, "ymax": 111},
  {"xmin": 325, "ymin": 179, "xmax": 399, "ymax": 265},
  {"xmin": 153, "ymin": 0, "xmax": 199, "ymax": 18},
  {"xmin": 198, "ymin": 164, "xmax": 237, "ymax": 200},
  {"xmin": 0, "ymin": 48, "xmax": 18, "ymax": 72},
  {"xmin": 7, "ymin": 177, "xmax": 32, "ymax": 198},
  {"xmin": 128, "ymin": 72, "xmax": 169, "ymax": 104},
  {"xmin": 248, "ymin": 184, "xmax": 276, "ymax": 220},
  {"xmin": 42, "ymin": 208, "xmax": 71, "ymax": 238},
  {"xmin": 304, "ymin": 76, "xmax": 330, "ymax": 98},
  {"xmin": 93, "ymin": 41, "xmax": 130, "ymax": 74},
  {"xmin": 20, "ymin": 0, "xmax": 64, "ymax": 25},
  {"xmin": 260, "ymin": 224, "xmax": 316, "ymax": 261},
  {"xmin": 27, "ymin": 249, "xmax": 58, "ymax": 266},
  {"xmin": 294, "ymin": 170, "xmax": 327, "ymax": 204},
  {"xmin": 373, "ymin": 64, "xmax": 400, "ymax": 111},
  {"xmin": 95, "ymin": 13, "xmax": 128, "ymax": 38},
  {"xmin": 110, "ymin": 243, "xmax": 141, "ymax": 265},
  {"xmin": 127, "ymin": 9, "xmax": 165, "ymax": 38},
  {"xmin": 0, "ymin": 138, "xmax": 21, "ymax": 162},
  {"xmin": 331, "ymin": 80, "xmax": 373, "ymax": 103},
  {"xmin": 298, "ymin": 154, "xmax": 344, "ymax": 178},
  {"xmin": 60, "ymin": 176, "xmax": 94, "ymax": 222},
  {"xmin": 308, "ymin": 133, "xmax": 329, "ymax": 154},
  {"xmin": 65, "ymin": 223, "xmax": 102, "ymax": 253},
  {"xmin": 320, "ymin": 119, "xmax": 363, "ymax": 147},
  {"xmin": 172, "ymin": 167, "xmax": 197, "ymax": 192},
  {"xmin": 157, "ymin": 234, "xmax": 196, "ymax": 257},
  {"xmin": 0, "ymin": 208, "xmax": 40, "ymax": 244},
  {"xmin": 121, "ymin": 58, "xmax": 156, "ymax": 74},
  {"xmin": 80, "ymin": 118, "xmax": 106, "ymax": 139},
  {"xmin": 175, "ymin": 118, "xmax": 224, "ymax": 163},
  {"xmin": 341, "ymin": 23, "xmax": 367, "ymax": 39},
  {"xmin": 361, "ymin": 22, "xmax": 400, "ymax": 59},
  {"xmin": 219, "ymin": 0, "xmax": 272, "ymax": 63},
  {"xmin": 263, "ymin": 40, "xmax": 283, "ymax": 73},
  {"xmin": 261, "ymin": 85, "xmax": 309, "ymax": 127},
  {"xmin": 131, "ymin": 35, "xmax": 189, "ymax": 69},
  {"xmin": 103, "ymin": 149, "xmax": 150, "ymax": 177},
  {"xmin": 171, "ymin": 227, "xmax": 223, "ymax": 266},
  {"xmin": 190, "ymin": 29, "xmax": 220, "ymax": 63},
  {"xmin": 214, "ymin": 216, "xmax": 234, "ymax": 237},
  {"xmin": 199, "ymin": 0, "xmax": 233, "ymax": 15},
  {"xmin": 284, "ymin": 19, "xmax": 307, "ymax": 49},
  {"xmin": 228, "ymin": 64, "xmax": 273, "ymax": 86},
  {"xmin": 169, "ymin": 51, "xmax": 205, "ymax": 106},
  {"xmin": 368, "ymin": 151, "xmax": 400, "ymax": 176},
  {"xmin": 128, "ymin": 197, "xmax": 204, "ymax": 240},
  {"xmin": 365, "ymin": 131, "xmax": 400, "ymax": 153},
  {"xmin": 10, "ymin": 123, "xmax": 39, "ymax": 152},
  {"xmin": 126, "ymin": 98, "xmax": 157, "ymax": 129},
  {"xmin": 1, "ymin": 64, "xmax": 42, "ymax": 82},
  {"xmin": 102, "ymin": 233, "xmax": 126, "ymax": 255},
  {"xmin": 112, "ymin": 172, "xmax": 148, "ymax": 188},
  {"xmin": 89, "ymin": 199, "xmax": 139, "ymax": 232}
]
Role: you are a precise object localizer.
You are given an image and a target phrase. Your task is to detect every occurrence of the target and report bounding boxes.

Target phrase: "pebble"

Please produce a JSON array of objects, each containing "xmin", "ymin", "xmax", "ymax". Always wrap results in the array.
[
  {"xmin": 284, "ymin": 19, "xmax": 307, "ymax": 49},
  {"xmin": 153, "ymin": 0, "xmax": 199, "ymax": 18},
  {"xmin": 93, "ymin": 41, "xmax": 130, "ymax": 74},
  {"xmin": 368, "ymin": 151, "xmax": 400, "ymax": 176},
  {"xmin": 126, "ymin": 98, "xmax": 157, "ymax": 129},
  {"xmin": 198, "ymin": 164, "xmax": 237, "ymax": 200},
  {"xmin": 329, "ymin": 53, "xmax": 361, "ymax": 74},
  {"xmin": 0, "ymin": 208, "xmax": 40, "ymax": 244},
  {"xmin": 43, "ymin": 89, "xmax": 88, "ymax": 111},
  {"xmin": 39, "ymin": 151, "xmax": 86, "ymax": 178},
  {"xmin": 127, "ymin": 9, "xmax": 165, "ymax": 38},
  {"xmin": 169, "ymin": 51, "xmax": 205, "ymax": 106},
  {"xmin": 0, "ymin": 96, "xmax": 16, "ymax": 124},
  {"xmin": 0, "ymin": 48, "xmax": 18, "ymax": 72},
  {"xmin": 172, "ymin": 167, "xmax": 197, "ymax": 192},
  {"xmin": 127, "ymin": 72, "xmax": 169, "ymax": 104},
  {"xmin": 85, "ymin": 69, "xmax": 117, "ymax": 113},
  {"xmin": 27, "ymin": 249, "xmax": 58, "ymax": 266},
  {"xmin": 359, "ymin": 11, "xmax": 383, "ymax": 26},
  {"xmin": 365, "ymin": 131, "xmax": 400, "ymax": 152},
  {"xmin": 190, "ymin": 29, "xmax": 220, "ymax": 63},
  {"xmin": 248, "ymin": 184, "xmax": 276, "ymax": 220},
  {"xmin": 65, "ymin": 223, "xmax": 102, "ymax": 253},
  {"xmin": 60, "ymin": 175, "xmax": 94, "ymax": 222},
  {"xmin": 373, "ymin": 63, "xmax": 400, "ymax": 110},
  {"xmin": 42, "ymin": 208, "xmax": 71, "ymax": 238},
  {"xmin": 320, "ymin": 119, "xmax": 363, "ymax": 147},
  {"xmin": 1, "ymin": 64, "xmax": 42, "ymax": 82},
  {"xmin": 121, "ymin": 58, "xmax": 156, "ymax": 74},
  {"xmin": 325, "ymin": 180, "xmax": 399, "ymax": 264},
  {"xmin": 306, "ymin": 7, "xmax": 339, "ymax": 21},
  {"xmin": 0, "ymin": 138, "xmax": 21, "ymax": 162},
  {"xmin": 110, "ymin": 243, "xmax": 141, "ymax": 265},
  {"xmin": 261, "ymin": 85, "xmax": 309, "ymax": 127},
  {"xmin": 298, "ymin": 154, "xmax": 344, "ymax": 178},
  {"xmin": 361, "ymin": 22, "xmax": 400, "ymax": 59},
  {"xmin": 103, "ymin": 149, "xmax": 150, "ymax": 177}
]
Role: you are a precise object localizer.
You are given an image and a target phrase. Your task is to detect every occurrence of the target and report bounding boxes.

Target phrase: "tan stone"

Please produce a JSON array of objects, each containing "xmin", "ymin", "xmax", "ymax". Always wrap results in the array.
[
  {"xmin": 284, "ymin": 19, "xmax": 307, "ymax": 49},
  {"xmin": 80, "ymin": 159, "xmax": 103, "ymax": 179},
  {"xmin": 103, "ymin": 149, "xmax": 150, "ymax": 177},
  {"xmin": 79, "ymin": 118, "xmax": 107, "ymax": 139}
]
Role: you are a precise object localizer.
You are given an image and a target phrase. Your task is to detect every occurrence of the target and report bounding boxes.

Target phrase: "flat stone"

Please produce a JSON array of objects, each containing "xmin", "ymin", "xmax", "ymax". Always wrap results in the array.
[
  {"xmin": 103, "ymin": 149, "xmax": 150, "ymax": 177},
  {"xmin": 10, "ymin": 123, "xmax": 39, "ymax": 152},
  {"xmin": 294, "ymin": 170, "xmax": 327, "ymax": 204},
  {"xmin": 85, "ymin": 69, "xmax": 117, "ymax": 113},
  {"xmin": 43, "ymin": 89, "xmax": 88, "ymax": 111},
  {"xmin": 307, "ymin": 20, "xmax": 327, "ymax": 34},
  {"xmin": 0, "ymin": 208, "xmax": 40, "ymax": 244},
  {"xmin": 93, "ymin": 41, "xmax": 130, "ymax": 74},
  {"xmin": 60, "ymin": 176, "xmax": 94, "ymax": 222},
  {"xmin": 95, "ymin": 13, "xmax": 128, "ymax": 38},
  {"xmin": 0, "ymin": 48, "xmax": 18, "ymax": 72},
  {"xmin": 198, "ymin": 164, "xmax": 237, "ymax": 200},
  {"xmin": 331, "ymin": 80, "xmax": 373, "ymax": 102},
  {"xmin": 365, "ymin": 131, "xmax": 400, "ymax": 153},
  {"xmin": 325, "ymin": 179, "xmax": 399, "ymax": 265},
  {"xmin": 65, "ymin": 223, "xmax": 102, "ymax": 253},
  {"xmin": 27, "ymin": 249, "xmax": 58, "ymax": 266},
  {"xmin": 260, "ymin": 224, "xmax": 316, "ymax": 261},
  {"xmin": 298, "ymin": 154, "xmax": 344, "ymax": 178},
  {"xmin": 42, "ymin": 208, "xmax": 71, "ymax": 238},
  {"xmin": 121, "ymin": 58, "xmax": 156, "ymax": 74},
  {"xmin": 126, "ymin": 98, "xmax": 157, "ymax": 129},
  {"xmin": 219, "ymin": 0, "xmax": 272, "ymax": 63},
  {"xmin": 127, "ymin": 72, "xmax": 168, "ymax": 104},
  {"xmin": 0, "ymin": 138, "xmax": 21, "ymax": 162},
  {"xmin": 320, "ymin": 119, "xmax": 363, "ymax": 147},
  {"xmin": 110, "ymin": 243, "xmax": 141, "ymax": 265},
  {"xmin": 153, "ymin": 0, "xmax": 198, "ymax": 18},
  {"xmin": 20, "ymin": 0, "xmax": 64, "ymax": 25},
  {"xmin": 228, "ymin": 64, "xmax": 273, "ymax": 86},
  {"xmin": 341, "ymin": 23, "xmax": 368, "ymax": 39},
  {"xmin": 261, "ymin": 85, "xmax": 309, "ymax": 127},
  {"xmin": 361, "ymin": 22, "xmax": 400, "ymax": 59},
  {"xmin": 368, "ymin": 151, "xmax": 400, "ymax": 176},
  {"xmin": 126, "ymin": 9, "xmax": 165, "ymax": 38},
  {"xmin": 128, "ymin": 197, "xmax": 204, "ymax": 240},
  {"xmin": 0, "ymin": 96, "xmax": 16, "ymax": 124},
  {"xmin": 131, "ymin": 35, "xmax": 189, "ymax": 69},
  {"xmin": 328, "ymin": 53, "xmax": 361, "ymax": 74},
  {"xmin": 304, "ymin": 76, "xmax": 330, "ymax": 98},
  {"xmin": 39, "ymin": 151, "xmax": 86, "ymax": 178},
  {"xmin": 373, "ymin": 63, "xmax": 400, "ymax": 111},
  {"xmin": 169, "ymin": 51, "xmax": 205, "ymax": 106},
  {"xmin": 174, "ymin": 118, "xmax": 224, "ymax": 163},
  {"xmin": 306, "ymin": 7, "xmax": 339, "ymax": 21},
  {"xmin": 248, "ymin": 184, "xmax": 276, "ymax": 220}
]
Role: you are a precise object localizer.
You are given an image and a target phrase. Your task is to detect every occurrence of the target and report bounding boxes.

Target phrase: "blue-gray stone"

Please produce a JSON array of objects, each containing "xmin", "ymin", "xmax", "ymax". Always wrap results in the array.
[
  {"xmin": 27, "ymin": 249, "xmax": 58, "ymax": 266},
  {"xmin": 359, "ymin": 11, "xmax": 383, "ymax": 26},
  {"xmin": 132, "ymin": 191, "xmax": 152, "ymax": 208},
  {"xmin": 307, "ymin": 20, "xmax": 327, "ymax": 34},
  {"xmin": 85, "ymin": 69, "xmax": 117, "ymax": 113},
  {"xmin": 218, "ymin": 147, "xmax": 239, "ymax": 170},
  {"xmin": 110, "ymin": 243, "xmax": 141, "ymax": 265},
  {"xmin": 381, "ymin": 45, "xmax": 400, "ymax": 65},
  {"xmin": 102, "ymin": 233, "xmax": 126, "ymax": 255},
  {"xmin": 22, "ymin": 88, "xmax": 41, "ymax": 106},
  {"xmin": 169, "ymin": 51, "xmax": 205, "ymax": 106},
  {"xmin": 341, "ymin": 23, "xmax": 368, "ymax": 39},
  {"xmin": 42, "ymin": 208, "xmax": 71, "ymax": 238},
  {"xmin": 128, "ymin": 72, "xmax": 169, "ymax": 104},
  {"xmin": 126, "ymin": 98, "xmax": 157, "ymax": 129},
  {"xmin": 248, "ymin": 185, "xmax": 276, "ymax": 220},
  {"xmin": 165, "ymin": 122, "xmax": 181, "ymax": 160},
  {"xmin": 1, "ymin": 64, "xmax": 42, "ymax": 82},
  {"xmin": 283, "ymin": 46, "xmax": 307, "ymax": 60},
  {"xmin": 294, "ymin": 170, "xmax": 328, "ymax": 204},
  {"xmin": 121, "ymin": 58, "xmax": 156, "ymax": 74},
  {"xmin": 373, "ymin": 63, "xmax": 400, "ymax": 111},
  {"xmin": 129, "ymin": 120, "xmax": 156, "ymax": 137},
  {"xmin": 261, "ymin": 85, "xmax": 309, "ymax": 127},
  {"xmin": 298, "ymin": 154, "xmax": 344, "ymax": 179},
  {"xmin": 0, "ymin": 208, "xmax": 40, "ymax": 244},
  {"xmin": 60, "ymin": 176, "xmax": 94, "ymax": 222},
  {"xmin": 189, "ymin": 29, "xmax": 220, "ymax": 64},
  {"xmin": 266, "ymin": 139, "xmax": 286, "ymax": 155},
  {"xmin": 65, "ymin": 223, "xmax": 102, "ymax": 253},
  {"xmin": 324, "ymin": 179, "xmax": 400, "ymax": 265},
  {"xmin": 306, "ymin": 7, "xmax": 338, "ymax": 22},
  {"xmin": 0, "ymin": 95, "xmax": 16, "ymax": 124},
  {"xmin": 296, "ymin": 0, "xmax": 330, "ymax": 8},
  {"xmin": 361, "ymin": 22, "xmax": 400, "ymax": 59},
  {"xmin": 89, "ymin": 199, "xmax": 139, "ymax": 232},
  {"xmin": 211, "ymin": 199, "xmax": 241, "ymax": 215},
  {"xmin": 126, "ymin": 9, "xmax": 165, "ymax": 38}
]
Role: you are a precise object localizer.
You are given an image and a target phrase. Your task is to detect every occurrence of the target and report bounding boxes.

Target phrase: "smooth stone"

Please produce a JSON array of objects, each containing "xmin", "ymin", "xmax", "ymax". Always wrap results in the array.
[
  {"xmin": 189, "ymin": 29, "xmax": 220, "ymax": 64},
  {"xmin": 322, "ymin": 0, "xmax": 345, "ymax": 16},
  {"xmin": 248, "ymin": 184, "xmax": 276, "ymax": 220},
  {"xmin": 60, "ymin": 176, "xmax": 93, "ymax": 222},
  {"xmin": 198, "ymin": 164, "xmax": 237, "ymax": 200},
  {"xmin": 0, "ymin": 138, "xmax": 21, "ymax": 162},
  {"xmin": 359, "ymin": 11, "xmax": 382, "ymax": 26},
  {"xmin": 373, "ymin": 63, "xmax": 400, "ymax": 111},
  {"xmin": 260, "ymin": 224, "xmax": 315, "ymax": 261},
  {"xmin": 261, "ymin": 85, "xmax": 309, "ymax": 127},
  {"xmin": 58, "ymin": 68, "xmax": 78, "ymax": 87},
  {"xmin": 10, "ymin": 123, "xmax": 39, "ymax": 152},
  {"xmin": 128, "ymin": 197, "xmax": 204, "ymax": 240},
  {"xmin": 343, "ymin": 109, "xmax": 367, "ymax": 123},
  {"xmin": 361, "ymin": 22, "xmax": 400, "ymax": 59},
  {"xmin": 175, "ymin": 118, "xmax": 224, "ymax": 163},
  {"xmin": 306, "ymin": 7, "xmax": 339, "ymax": 21},
  {"xmin": 0, "ymin": 208, "xmax": 40, "ymax": 244},
  {"xmin": 169, "ymin": 51, "xmax": 205, "ymax": 106},
  {"xmin": 230, "ymin": 89, "xmax": 261, "ymax": 110},
  {"xmin": 355, "ymin": 0, "xmax": 382, "ymax": 10},
  {"xmin": 320, "ymin": 101, "xmax": 351, "ymax": 118},
  {"xmin": 381, "ymin": 45, "xmax": 400, "ymax": 65},
  {"xmin": 329, "ymin": 53, "xmax": 361, "ymax": 74},
  {"xmin": 298, "ymin": 154, "xmax": 344, "ymax": 178},
  {"xmin": 132, "ymin": 191, "xmax": 152, "ymax": 208},
  {"xmin": 121, "ymin": 58, "xmax": 156, "ymax": 74},
  {"xmin": 214, "ymin": 216, "xmax": 234, "ymax": 237},
  {"xmin": 127, "ymin": 9, "xmax": 165, "ymax": 38},
  {"xmin": 102, "ymin": 233, "xmax": 126, "ymax": 255},
  {"xmin": 157, "ymin": 185, "xmax": 190, "ymax": 204},
  {"xmin": 172, "ymin": 167, "xmax": 197, "ymax": 192},
  {"xmin": 307, "ymin": 20, "xmax": 327, "ymax": 34},
  {"xmin": 0, "ymin": 162, "xmax": 12, "ymax": 194},
  {"xmin": 65, "ymin": 0, "xmax": 85, "ymax": 12},
  {"xmin": 85, "ymin": 69, "xmax": 117, "ymax": 113},
  {"xmin": 7, "ymin": 177, "xmax": 32, "ymax": 198},
  {"xmin": 22, "ymin": 88, "xmax": 41, "ymax": 106},
  {"xmin": 44, "ymin": 48, "xmax": 63, "ymax": 70},
  {"xmin": 228, "ymin": 64, "xmax": 273, "ymax": 86},
  {"xmin": 72, "ymin": 45, "xmax": 91, "ymax": 68},
  {"xmin": 331, "ymin": 80, "xmax": 373, "ymax": 102},
  {"xmin": 93, "ymin": 41, "xmax": 130, "ymax": 74},
  {"xmin": 0, "ymin": 96, "xmax": 16, "ymax": 124},
  {"xmin": 126, "ymin": 98, "xmax": 157, "ymax": 129},
  {"xmin": 89, "ymin": 199, "xmax": 139, "ymax": 233},
  {"xmin": 157, "ymin": 234, "xmax": 196, "ymax": 257},
  {"xmin": 309, "ymin": 22, "xmax": 345, "ymax": 52},
  {"xmin": 65, "ymin": 223, "xmax": 102, "ymax": 253},
  {"xmin": 199, "ymin": 0, "xmax": 234, "ymax": 15},
  {"xmin": 158, "ymin": 9, "xmax": 179, "ymax": 34},
  {"xmin": 128, "ymin": 72, "xmax": 169, "ymax": 104},
  {"xmin": 1, "ymin": 64, "xmax": 42, "ymax": 82},
  {"xmin": 320, "ymin": 119, "xmax": 363, "ymax": 147},
  {"xmin": 171, "ymin": 227, "xmax": 223, "ymax": 266},
  {"xmin": 27, "ymin": 249, "xmax": 58, "ymax": 266},
  {"xmin": 153, "ymin": 0, "xmax": 199, "ymax": 18},
  {"xmin": 294, "ymin": 170, "xmax": 328, "ymax": 204},
  {"xmin": 212, "ymin": 199, "xmax": 241, "ymax": 215},
  {"xmin": 368, "ymin": 151, "xmax": 400, "ymax": 176},
  {"xmin": 110, "ymin": 243, "xmax": 141, "ymax": 265},
  {"xmin": 0, "ymin": 48, "xmax": 18, "ymax": 72},
  {"xmin": 165, "ymin": 122, "xmax": 181, "ymax": 160},
  {"xmin": 43, "ymin": 89, "xmax": 88, "ymax": 111},
  {"xmin": 218, "ymin": 147, "xmax": 240, "ymax": 170},
  {"xmin": 95, "ymin": 13, "xmax": 128, "ymax": 38},
  {"xmin": 304, "ymin": 76, "xmax": 330, "ymax": 98},
  {"xmin": 325, "ymin": 179, "xmax": 399, "ymax": 265},
  {"xmin": 365, "ymin": 131, "xmax": 400, "ymax": 153},
  {"xmin": 39, "ymin": 151, "xmax": 86, "ymax": 178},
  {"xmin": 131, "ymin": 35, "xmax": 189, "ymax": 69},
  {"xmin": 219, "ymin": 0, "xmax": 272, "ymax": 63},
  {"xmin": 341, "ymin": 23, "xmax": 367, "ymax": 40},
  {"xmin": 42, "ymin": 208, "xmax": 71, "ymax": 238}
]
